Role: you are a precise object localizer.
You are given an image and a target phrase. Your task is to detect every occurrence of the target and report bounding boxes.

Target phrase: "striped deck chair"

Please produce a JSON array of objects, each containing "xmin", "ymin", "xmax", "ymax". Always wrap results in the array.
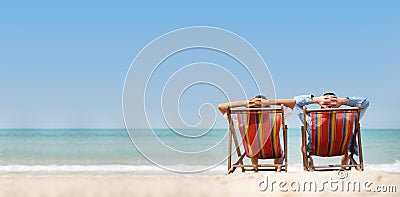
[
  {"xmin": 227, "ymin": 105, "xmax": 288, "ymax": 173},
  {"xmin": 301, "ymin": 105, "xmax": 364, "ymax": 171}
]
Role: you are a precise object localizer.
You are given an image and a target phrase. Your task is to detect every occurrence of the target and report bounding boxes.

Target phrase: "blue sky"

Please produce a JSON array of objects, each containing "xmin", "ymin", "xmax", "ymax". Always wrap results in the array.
[{"xmin": 0, "ymin": 1, "xmax": 399, "ymax": 128}]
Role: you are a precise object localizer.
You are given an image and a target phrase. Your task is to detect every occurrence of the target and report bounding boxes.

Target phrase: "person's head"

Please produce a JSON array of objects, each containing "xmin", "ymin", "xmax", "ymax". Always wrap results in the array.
[
  {"xmin": 250, "ymin": 95, "xmax": 268, "ymax": 108},
  {"xmin": 322, "ymin": 92, "xmax": 336, "ymax": 108},
  {"xmin": 323, "ymin": 92, "xmax": 336, "ymax": 97},
  {"xmin": 254, "ymin": 95, "xmax": 267, "ymax": 99}
]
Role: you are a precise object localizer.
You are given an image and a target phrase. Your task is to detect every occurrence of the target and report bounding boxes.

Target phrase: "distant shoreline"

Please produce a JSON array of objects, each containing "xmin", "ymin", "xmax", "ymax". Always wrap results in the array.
[{"xmin": 1, "ymin": 128, "xmax": 400, "ymax": 130}]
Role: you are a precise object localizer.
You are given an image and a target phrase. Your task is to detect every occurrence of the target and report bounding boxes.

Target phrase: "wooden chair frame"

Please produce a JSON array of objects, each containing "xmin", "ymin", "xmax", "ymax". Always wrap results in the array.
[
  {"xmin": 227, "ymin": 105, "xmax": 288, "ymax": 174},
  {"xmin": 301, "ymin": 105, "xmax": 364, "ymax": 171}
]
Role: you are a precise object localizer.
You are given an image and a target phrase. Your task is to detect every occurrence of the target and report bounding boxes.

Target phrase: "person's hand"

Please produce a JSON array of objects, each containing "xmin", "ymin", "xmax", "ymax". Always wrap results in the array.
[
  {"xmin": 313, "ymin": 96, "xmax": 334, "ymax": 108},
  {"xmin": 326, "ymin": 95, "xmax": 338, "ymax": 108},
  {"xmin": 313, "ymin": 95, "xmax": 349, "ymax": 108},
  {"xmin": 248, "ymin": 98, "xmax": 268, "ymax": 108},
  {"xmin": 248, "ymin": 98, "xmax": 260, "ymax": 108},
  {"xmin": 330, "ymin": 96, "xmax": 349, "ymax": 108}
]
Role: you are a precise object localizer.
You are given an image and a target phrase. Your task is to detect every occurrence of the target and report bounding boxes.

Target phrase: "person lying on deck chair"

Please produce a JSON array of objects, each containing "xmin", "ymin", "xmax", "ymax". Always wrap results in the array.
[
  {"xmin": 218, "ymin": 95, "xmax": 294, "ymax": 171},
  {"xmin": 293, "ymin": 92, "xmax": 369, "ymax": 169}
]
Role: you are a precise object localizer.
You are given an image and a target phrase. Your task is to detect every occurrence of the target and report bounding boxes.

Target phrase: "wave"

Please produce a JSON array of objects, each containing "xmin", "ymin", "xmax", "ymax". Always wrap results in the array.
[
  {"xmin": 288, "ymin": 161, "xmax": 400, "ymax": 173},
  {"xmin": 365, "ymin": 160, "xmax": 400, "ymax": 173},
  {"xmin": 1, "ymin": 161, "xmax": 399, "ymax": 174},
  {"xmin": 0, "ymin": 164, "xmax": 227, "ymax": 174}
]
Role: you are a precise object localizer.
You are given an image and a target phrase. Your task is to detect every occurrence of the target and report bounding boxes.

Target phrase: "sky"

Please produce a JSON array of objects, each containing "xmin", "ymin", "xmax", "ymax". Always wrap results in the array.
[{"xmin": 0, "ymin": 1, "xmax": 399, "ymax": 129}]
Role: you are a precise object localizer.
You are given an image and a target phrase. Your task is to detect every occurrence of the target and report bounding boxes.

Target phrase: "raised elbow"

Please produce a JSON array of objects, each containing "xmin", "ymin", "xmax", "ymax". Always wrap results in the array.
[
  {"xmin": 363, "ymin": 98, "xmax": 370, "ymax": 109},
  {"xmin": 218, "ymin": 104, "xmax": 227, "ymax": 114}
]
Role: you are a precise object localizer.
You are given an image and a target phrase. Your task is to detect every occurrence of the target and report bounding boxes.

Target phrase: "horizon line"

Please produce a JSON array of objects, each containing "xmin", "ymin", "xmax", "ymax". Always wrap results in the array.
[{"xmin": 0, "ymin": 127, "xmax": 398, "ymax": 130}]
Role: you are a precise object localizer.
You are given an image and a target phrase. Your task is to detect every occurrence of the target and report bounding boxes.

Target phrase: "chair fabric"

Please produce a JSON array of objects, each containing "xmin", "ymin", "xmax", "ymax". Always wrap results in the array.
[
  {"xmin": 310, "ymin": 110, "xmax": 357, "ymax": 156},
  {"xmin": 233, "ymin": 110, "xmax": 282, "ymax": 159}
]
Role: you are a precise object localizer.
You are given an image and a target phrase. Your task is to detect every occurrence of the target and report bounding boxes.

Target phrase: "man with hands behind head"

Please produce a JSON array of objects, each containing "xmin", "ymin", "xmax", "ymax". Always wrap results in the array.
[
  {"xmin": 293, "ymin": 92, "xmax": 369, "ymax": 169},
  {"xmin": 218, "ymin": 95, "xmax": 294, "ymax": 171}
]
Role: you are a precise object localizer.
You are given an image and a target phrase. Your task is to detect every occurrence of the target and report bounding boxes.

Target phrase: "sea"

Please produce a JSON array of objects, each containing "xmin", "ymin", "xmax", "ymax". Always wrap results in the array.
[{"xmin": 0, "ymin": 128, "xmax": 399, "ymax": 174}]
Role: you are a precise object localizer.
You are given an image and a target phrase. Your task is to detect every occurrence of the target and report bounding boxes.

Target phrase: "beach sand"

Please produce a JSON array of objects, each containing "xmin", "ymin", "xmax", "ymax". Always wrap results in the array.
[{"xmin": 0, "ymin": 170, "xmax": 398, "ymax": 197}]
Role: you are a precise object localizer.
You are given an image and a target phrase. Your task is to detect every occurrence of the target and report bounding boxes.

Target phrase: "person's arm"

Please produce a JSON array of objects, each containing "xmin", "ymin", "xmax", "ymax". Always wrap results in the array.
[
  {"xmin": 259, "ymin": 99, "xmax": 296, "ymax": 109},
  {"xmin": 335, "ymin": 96, "xmax": 370, "ymax": 117},
  {"xmin": 293, "ymin": 94, "xmax": 334, "ymax": 120},
  {"xmin": 217, "ymin": 100, "xmax": 248, "ymax": 114},
  {"xmin": 293, "ymin": 94, "xmax": 332, "ymax": 109},
  {"xmin": 293, "ymin": 95, "xmax": 312, "ymax": 115},
  {"xmin": 292, "ymin": 95, "xmax": 314, "ymax": 124}
]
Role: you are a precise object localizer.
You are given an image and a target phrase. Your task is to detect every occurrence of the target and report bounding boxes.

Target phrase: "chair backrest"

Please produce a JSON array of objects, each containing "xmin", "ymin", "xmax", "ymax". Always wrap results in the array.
[
  {"xmin": 306, "ymin": 108, "xmax": 359, "ymax": 156},
  {"xmin": 230, "ymin": 107, "xmax": 283, "ymax": 159}
]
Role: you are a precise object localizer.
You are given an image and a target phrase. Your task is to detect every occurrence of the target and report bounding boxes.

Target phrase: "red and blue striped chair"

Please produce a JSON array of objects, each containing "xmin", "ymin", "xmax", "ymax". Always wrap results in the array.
[
  {"xmin": 301, "ymin": 105, "xmax": 364, "ymax": 171},
  {"xmin": 227, "ymin": 105, "xmax": 288, "ymax": 173}
]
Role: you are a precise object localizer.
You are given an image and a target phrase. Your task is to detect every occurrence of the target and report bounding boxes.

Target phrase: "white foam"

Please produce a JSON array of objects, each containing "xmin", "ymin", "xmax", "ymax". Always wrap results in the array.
[
  {"xmin": 365, "ymin": 160, "xmax": 400, "ymax": 173},
  {"xmin": 1, "ymin": 161, "xmax": 398, "ymax": 174},
  {"xmin": 0, "ymin": 165, "xmax": 162, "ymax": 174},
  {"xmin": 0, "ymin": 164, "xmax": 227, "ymax": 175},
  {"xmin": 192, "ymin": 162, "xmax": 400, "ymax": 174},
  {"xmin": 288, "ymin": 161, "xmax": 400, "ymax": 173}
]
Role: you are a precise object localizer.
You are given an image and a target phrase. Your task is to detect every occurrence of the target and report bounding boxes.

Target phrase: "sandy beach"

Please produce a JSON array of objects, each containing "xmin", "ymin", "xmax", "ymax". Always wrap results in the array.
[{"xmin": 0, "ymin": 170, "xmax": 398, "ymax": 197}]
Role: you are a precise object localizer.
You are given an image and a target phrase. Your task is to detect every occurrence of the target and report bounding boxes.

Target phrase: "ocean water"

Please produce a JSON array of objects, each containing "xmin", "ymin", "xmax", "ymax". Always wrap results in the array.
[{"xmin": 0, "ymin": 128, "xmax": 399, "ymax": 174}]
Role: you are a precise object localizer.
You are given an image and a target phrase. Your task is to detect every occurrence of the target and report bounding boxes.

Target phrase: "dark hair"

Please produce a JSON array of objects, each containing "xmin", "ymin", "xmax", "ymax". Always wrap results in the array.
[
  {"xmin": 254, "ymin": 95, "xmax": 267, "ymax": 99},
  {"xmin": 323, "ymin": 92, "xmax": 336, "ymax": 96}
]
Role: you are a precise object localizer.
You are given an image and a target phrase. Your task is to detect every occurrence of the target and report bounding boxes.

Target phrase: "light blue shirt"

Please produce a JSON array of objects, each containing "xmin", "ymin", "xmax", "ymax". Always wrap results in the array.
[{"xmin": 293, "ymin": 94, "xmax": 370, "ymax": 154}]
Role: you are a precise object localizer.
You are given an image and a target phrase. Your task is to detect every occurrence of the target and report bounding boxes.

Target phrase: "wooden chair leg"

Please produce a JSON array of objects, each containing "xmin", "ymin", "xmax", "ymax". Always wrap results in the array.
[
  {"xmin": 227, "ymin": 112, "xmax": 234, "ymax": 173},
  {"xmin": 274, "ymin": 154, "xmax": 284, "ymax": 172},
  {"xmin": 284, "ymin": 125, "xmax": 288, "ymax": 172},
  {"xmin": 231, "ymin": 130, "xmax": 245, "ymax": 172},
  {"xmin": 305, "ymin": 155, "xmax": 315, "ymax": 172},
  {"xmin": 228, "ymin": 128, "xmax": 232, "ymax": 172},
  {"xmin": 228, "ymin": 153, "xmax": 246, "ymax": 174},
  {"xmin": 302, "ymin": 147, "xmax": 309, "ymax": 171},
  {"xmin": 301, "ymin": 126, "xmax": 309, "ymax": 171},
  {"xmin": 357, "ymin": 126, "xmax": 364, "ymax": 171}
]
